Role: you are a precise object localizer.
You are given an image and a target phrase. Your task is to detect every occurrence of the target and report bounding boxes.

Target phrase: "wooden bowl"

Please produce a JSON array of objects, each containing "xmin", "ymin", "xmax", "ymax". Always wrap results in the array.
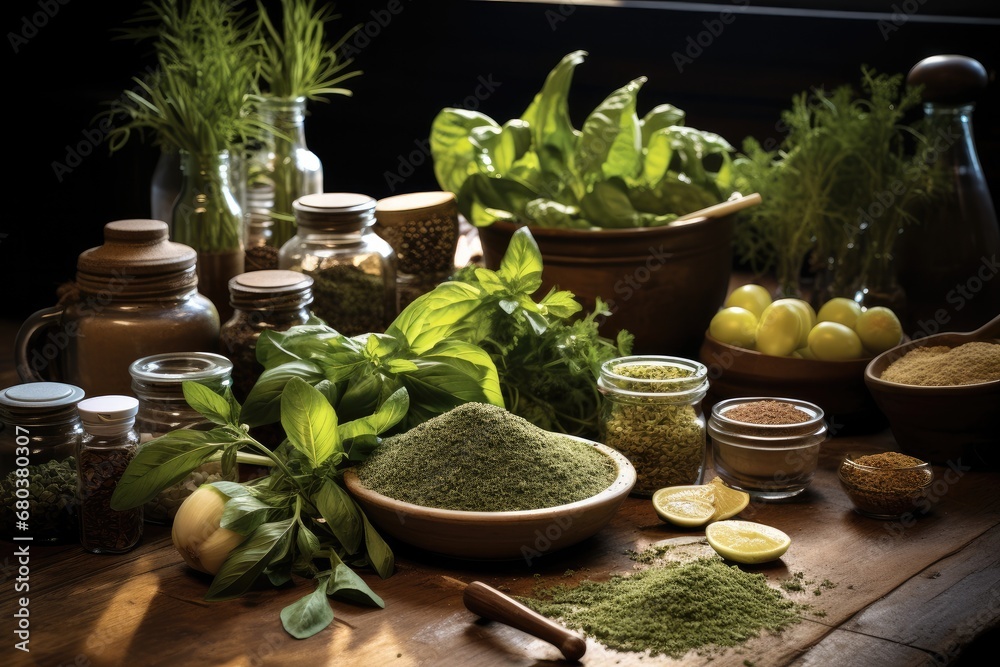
[
  {"xmin": 343, "ymin": 438, "xmax": 636, "ymax": 561},
  {"xmin": 698, "ymin": 332, "xmax": 882, "ymax": 433},
  {"xmin": 864, "ymin": 316, "xmax": 1000, "ymax": 468}
]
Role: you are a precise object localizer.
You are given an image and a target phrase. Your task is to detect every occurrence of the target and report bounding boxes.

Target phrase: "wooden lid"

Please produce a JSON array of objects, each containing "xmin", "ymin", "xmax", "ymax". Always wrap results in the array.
[
  {"xmin": 907, "ymin": 55, "xmax": 988, "ymax": 105},
  {"xmin": 77, "ymin": 220, "xmax": 197, "ymax": 275},
  {"xmin": 375, "ymin": 191, "xmax": 457, "ymax": 225}
]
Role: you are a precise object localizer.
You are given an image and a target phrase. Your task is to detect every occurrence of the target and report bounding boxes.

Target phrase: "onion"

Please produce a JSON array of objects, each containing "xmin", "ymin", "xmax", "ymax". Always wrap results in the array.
[{"xmin": 171, "ymin": 485, "xmax": 245, "ymax": 575}]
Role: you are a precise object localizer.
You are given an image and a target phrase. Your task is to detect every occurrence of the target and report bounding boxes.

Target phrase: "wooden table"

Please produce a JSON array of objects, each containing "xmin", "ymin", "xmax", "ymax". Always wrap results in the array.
[{"xmin": 3, "ymin": 424, "xmax": 999, "ymax": 667}]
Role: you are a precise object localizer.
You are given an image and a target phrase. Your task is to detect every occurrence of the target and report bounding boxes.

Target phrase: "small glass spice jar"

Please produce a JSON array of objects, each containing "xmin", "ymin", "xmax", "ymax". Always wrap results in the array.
[
  {"xmin": 374, "ymin": 191, "xmax": 460, "ymax": 310},
  {"xmin": 708, "ymin": 397, "xmax": 828, "ymax": 501},
  {"xmin": 598, "ymin": 355, "xmax": 709, "ymax": 497},
  {"xmin": 76, "ymin": 395, "xmax": 143, "ymax": 554},
  {"xmin": 220, "ymin": 270, "xmax": 316, "ymax": 401},
  {"xmin": 0, "ymin": 382, "xmax": 86, "ymax": 544},
  {"xmin": 244, "ymin": 183, "xmax": 280, "ymax": 272},
  {"xmin": 279, "ymin": 193, "xmax": 397, "ymax": 336},
  {"xmin": 129, "ymin": 352, "xmax": 237, "ymax": 524},
  {"xmin": 838, "ymin": 452, "xmax": 934, "ymax": 519}
]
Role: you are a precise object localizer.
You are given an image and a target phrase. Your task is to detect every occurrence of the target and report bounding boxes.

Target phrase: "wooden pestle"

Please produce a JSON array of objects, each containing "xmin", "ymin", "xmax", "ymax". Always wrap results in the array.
[{"xmin": 463, "ymin": 580, "xmax": 587, "ymax": 662}]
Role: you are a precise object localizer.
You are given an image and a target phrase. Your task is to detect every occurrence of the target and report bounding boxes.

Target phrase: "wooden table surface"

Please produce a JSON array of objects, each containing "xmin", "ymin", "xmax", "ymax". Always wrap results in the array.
[{"xmin": 3, "ymin": 423, "xmax": 999, "ymax": 667}]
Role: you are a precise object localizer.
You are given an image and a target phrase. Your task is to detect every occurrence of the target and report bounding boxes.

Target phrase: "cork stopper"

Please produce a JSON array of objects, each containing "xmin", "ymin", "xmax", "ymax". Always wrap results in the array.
[{"xmin": 907, "ymin": 55, "xmax": 988, "ymax": 105}]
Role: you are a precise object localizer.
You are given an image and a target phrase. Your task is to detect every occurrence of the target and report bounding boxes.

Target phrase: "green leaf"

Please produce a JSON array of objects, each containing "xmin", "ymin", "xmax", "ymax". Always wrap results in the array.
[
  {"xmin": 280, "ymin": 577, "xmax": 334, "ymax": 640},
  {"xmin": 539, "ymin": 288, "xmax": 583, "ymax": 319},
  {"xmin": 294, "ymin": 522, "xmax": 322, "ymax": 571},
  {"xmin": 497, "ymin": 226, "xmax": 543, "ymax": 294},
  {"xmin": 416, "ymin": 341, "xmax": 504, "ymax": 408},
  {"xmin": 572, "ymin": 76, "xmax": 645, "ymax": 185},
  {"xmin": 211, "ymin": 481, "xmax": 252, "ymax": 499},
  {"xmin": 110, "ymin": 431, "xmax": 224, "ymax": 510},
  {"xmin": 280, "ymin": 377, "xmax": 340, "ymax": 468},
  {"xmin": 328, "ymin": 559, "xmax": 385, "ymax": 608},
  {"xmin": 472, "ymin": 268, "xmax": 507, "ymax": 295},
  {"xmin": 640, "ymin": 103, "xmax": 686, "ymax": 146},
  {"xmin": 182, "ymin": 381, "xmax": 233, "ymax": 426},
  {"xmin": 469, "ymin": 120, "xmax": 533, "ymax": 177},
  {"xmin": 344, "ymin": 434, "xmax": 379, "ymax": 462},
  {"xmin": 314, "ymin": 478, "xmax": 363, "ymax": 554},
  {"xmin": 521, "ymin": 50, "xmax": 586, "ymax": 159},
  {"xmin": 523, "ymin": 198, "xmax": 588, "ymax": 229},
  {"xmin": 580, "ymin": 179, "xmax": 642, "ymax": 228},
  {"xmin": 242, "ymin": 360, "xmax": 326, "ymax": 427},
  {"xmin": 357, "ymin": 502, "xmax": 394, "ymax": 579},
  {"xmin": 385, "ymin": 359, "xmax": 418, "ymax": 374},
  {"xmin": 386, "ymin": 281, "xmax": 485, "ymax": 354},
  {"xmin": 338, "ymin": 387, "xmax": 409, "ymax": 441},
  {"xmin": 207, "ymin": 517, "xmax": 296, "ymax": 601},
  {"xmin": 430, "ymin": 108, "xmax": 500, "ymax": 195},
  {"xmin": 221, "ymin": 494, "xmax": 278, "ymax": 535}
]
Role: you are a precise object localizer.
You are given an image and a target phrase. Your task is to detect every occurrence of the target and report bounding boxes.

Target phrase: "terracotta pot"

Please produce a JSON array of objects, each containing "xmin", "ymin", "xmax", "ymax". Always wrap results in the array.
[{"xmin": 478, "ymin": 215, "xmax": 733, "ymax": 356}]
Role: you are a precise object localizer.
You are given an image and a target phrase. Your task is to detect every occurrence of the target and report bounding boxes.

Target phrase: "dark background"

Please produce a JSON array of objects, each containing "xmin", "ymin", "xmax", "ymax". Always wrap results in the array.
[{"xmin": 3, "ymin": 0, "xmax": 999, "ymax": 321}]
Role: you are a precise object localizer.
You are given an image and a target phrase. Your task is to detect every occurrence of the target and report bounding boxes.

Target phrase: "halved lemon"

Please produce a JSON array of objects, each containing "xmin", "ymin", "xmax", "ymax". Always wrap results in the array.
[
  {"xmin": 706, "ymin": 520, "xmax": 791, "ymax": 564},
  {"xmin": 652, "ymin": 485, "xmax": 716, "ymax": 525},
  {"xmin": 655, "ymin": 499, "xmax": 716, "ymax": 527},
  {"xmin": 708, "ymin": 477, "xmax": 751, "ymax": 521}
]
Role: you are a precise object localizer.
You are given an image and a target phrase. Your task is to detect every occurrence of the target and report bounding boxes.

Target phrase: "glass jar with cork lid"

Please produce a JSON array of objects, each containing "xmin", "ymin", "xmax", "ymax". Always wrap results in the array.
[
  {"xmin": 279, "ymin": 193, "xmax": 397, "ymax": 336},
  {"xmin": 598, "ymin": 355, "xmax": 709, "ymax": 497},
  {"xmin": 374, "ymin": 191, "xmax": 460, "ymax": 310}
]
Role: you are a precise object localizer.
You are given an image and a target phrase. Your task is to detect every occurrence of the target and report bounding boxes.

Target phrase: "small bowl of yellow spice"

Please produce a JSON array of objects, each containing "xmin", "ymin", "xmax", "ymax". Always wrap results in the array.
[
  {"xmin": 838, "ymin": 452, "xmax": 934, "ymax": 519},
  {"xmin": 865, "ymin": 314, "xmax": 1000, "ymax": 468}
]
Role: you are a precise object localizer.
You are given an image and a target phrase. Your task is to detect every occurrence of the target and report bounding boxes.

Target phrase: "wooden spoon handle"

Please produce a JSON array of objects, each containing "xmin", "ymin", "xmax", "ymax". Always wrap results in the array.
[
  {"xmin": 463, "ymin": 580, "xmax": 587, "ymax": 662},
  {"xmin": 971, "ymin": 312, "xmax": 1000, "ymax": 340},
  {"xmin": 673, "ymin": 192, "xmax": 762, "ymax": 223}
]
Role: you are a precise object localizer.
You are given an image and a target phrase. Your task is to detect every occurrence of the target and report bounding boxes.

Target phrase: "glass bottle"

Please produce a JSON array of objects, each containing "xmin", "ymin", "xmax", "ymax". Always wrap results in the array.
[
  {"xmin": 129, "ymin": 352, "xmax": 237, "ymax": 525},
  {"xmin": 279, "ymin": 193, "xmax": 397, "ymax": 336},
  {"xmin": 220, "ymin": 270, "xmax": 316, "ymax": 402},
  {"xmin": 173, "ymin": 149, "xmax": 245, "ymax": 323},
  {"xmin": 150, "ymin": 147, "xmax": 181, "ymax": 224},
  {"xmin": 0, "ymin": 382, "xmax": 86, "ymax": 544},
  {"xmin": 15, "ymin": 220, "xmax": 220, "ymax": 397},
  {"xmin": 244, "ymin": 183, "xmax": 280, "ymax": 272},
  {"xmin": 76, "ymin": 395, "xmax": 143, "ymax": 554},
  {"xmin": 898, "ymin": 55, "xmax": 1000, "ymax": 335},
  {"xmin": 248, "ymin": 96, "xmax": 323, "ymax": 249},
  {"xmin": 374, "ymin": 191, "xmax": 461, "ymax": 311},
  {"xmin": 598, "ymin": 355, "xmax": 709, "ymax": 497}
]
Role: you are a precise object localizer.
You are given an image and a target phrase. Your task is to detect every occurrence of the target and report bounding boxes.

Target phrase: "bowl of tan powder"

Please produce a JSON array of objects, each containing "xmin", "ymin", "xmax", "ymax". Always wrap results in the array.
[{"xmin": 865, "ymin": 325, "xmax": 1000, "ymax": 468}]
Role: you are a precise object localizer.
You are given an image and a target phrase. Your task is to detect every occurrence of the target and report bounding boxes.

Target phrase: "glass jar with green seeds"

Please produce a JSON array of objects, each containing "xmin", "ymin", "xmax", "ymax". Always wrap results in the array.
[{"xmin": 598, "ymin": 356, "xmax": 709, "ymax": 497}]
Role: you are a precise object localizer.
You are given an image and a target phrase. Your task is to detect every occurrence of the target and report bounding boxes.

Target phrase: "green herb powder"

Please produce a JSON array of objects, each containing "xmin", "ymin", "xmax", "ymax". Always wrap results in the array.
[
  {"xmin": 521, "ymin": 556, "xmax": 800, "ymax": 659},
  {"xmin": 356, "ymin": 403, "xmax": 618, "ymax": 511}
]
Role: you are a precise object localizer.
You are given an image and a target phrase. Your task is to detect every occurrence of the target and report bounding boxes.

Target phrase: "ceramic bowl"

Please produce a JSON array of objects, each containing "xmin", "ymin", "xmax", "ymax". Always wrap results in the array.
[
  {"xmin": 698, "ymin": 333, "xmax": 881, "ymax": 432},
  {"xmin": 838, "ymin": 454, "xmax": 934, "ymax": 519},
  {"xmin": 864, "ymin": 335, "xmax": 1000, "ymax": 468},
  {"xmin": 343, "ymin": 438, "xmax": 636, "ymax": 560}
]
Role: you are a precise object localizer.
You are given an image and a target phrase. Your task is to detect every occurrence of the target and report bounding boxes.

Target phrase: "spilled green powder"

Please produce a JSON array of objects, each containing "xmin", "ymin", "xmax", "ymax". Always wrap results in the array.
[
  {"xmin": 519, "ymin": 556, "xmax": 801, "ymax": 659},
  {"xmin": 356, "ymin": 403, "xmax": 618, "ymax": 511}
]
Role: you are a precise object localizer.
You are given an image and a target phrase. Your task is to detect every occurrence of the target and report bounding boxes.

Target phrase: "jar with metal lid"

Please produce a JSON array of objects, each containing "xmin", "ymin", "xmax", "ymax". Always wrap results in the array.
[
  {"xmin": 220, "ymin": 270, "xmax": 316, "ymax": 401},
  {"xmin": 598, "ymin": 355, "xmax": 708, "ymax": 497},
  {"xmin": 0, "ymin": 382, "xmax": 85, "ymax": 544},
  {"xmin": 374, "ymin": 191, "xmax": 460, "ymax": 310},
  {"xmin": 279, "ymin": 193, "xmax": 397, "ymax": 336},
  {"xmin": 15, "ymin": 220, "xmax": 221, "ymax": 397},
  {"xmin": 129, "ymin": 352, "xmax": 237, "ymax": 524},
  {"xmin": 76, "ymin": 395, "xmax": 143, "ymax": 554}
]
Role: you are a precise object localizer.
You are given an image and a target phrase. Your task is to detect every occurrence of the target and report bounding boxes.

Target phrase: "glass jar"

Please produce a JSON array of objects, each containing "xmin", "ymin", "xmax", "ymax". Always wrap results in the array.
[
  {"xmin": 598, "ymin": 356, "xmax": 708, "ymax": 497},
  {"xmin": 708, "ymin": 397, "xmax": 828, "ymax": 501},
  {"xmin": 15, "ymin": 220, "xmax": 221, "ymax": 397},
  {"xmin": 129, "ymin": 352, "xmax": 237, "ymax": 524},
  {"xmin": 374, "ymin": 191, "xmax": 461, "ymax": 311},
  {"xmin": 76, "ymin": 395, "xmax": 143, "ymax": 554},
  {"xmin": 248, "ymin": 96, "xmax": 323, "ymax": 249},
  {"xmin": 244, "ymin": 183, "xmax": 280, "ymax": 272},
  {"xmin": 173, "ymin": 149, "xmax": 245, "ymax": 322},
  {"xmin": 279, "ymin": 193, "xmax": 397, "ymax": 336},
  {"xmin": 0, "ymin": 382, "xmax": 85, "ymax": 544},
  {"xmin": 220, "ymin": 270, "xmax": 315, "ymax": 402}
]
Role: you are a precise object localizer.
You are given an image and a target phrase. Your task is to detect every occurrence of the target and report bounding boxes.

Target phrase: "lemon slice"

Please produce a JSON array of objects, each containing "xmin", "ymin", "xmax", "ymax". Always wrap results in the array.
[
  {"xmin": 708, "ymin": 477, "xmax": 751, "ymax": 521},
  {"xmin": 652, "ymin": 485, "xmax": 716, "ymax": 526},
  {"xmin": 706, "ymin": 520, "xmax": 791, "ymax": 564},
  {"xmin": 656, "ymin": 499, "xmax": 716, "ymax": 527}
]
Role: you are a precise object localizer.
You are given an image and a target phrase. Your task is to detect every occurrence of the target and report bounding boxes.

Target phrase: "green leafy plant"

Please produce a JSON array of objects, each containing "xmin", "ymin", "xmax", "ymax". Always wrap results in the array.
[
  {"xmin": 111, "ymin": 378, "xmax": 405, "ymax": 639},
  {"xmin": 244, "ymin": 227, "xmax": 630, "ymax": 438},
  {"xmin": 731, "ymin": 66, "xmax": 945, "ymax": 300},
  {"xmin": 430, "ymin": 50, "xmax": 736, "ymax": 229}
]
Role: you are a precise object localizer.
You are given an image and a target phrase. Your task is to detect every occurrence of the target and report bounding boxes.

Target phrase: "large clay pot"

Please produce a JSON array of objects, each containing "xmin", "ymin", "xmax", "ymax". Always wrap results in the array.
[{"xmin": 478, "ymin": 215, "xmax": 733, "ymax": 356}]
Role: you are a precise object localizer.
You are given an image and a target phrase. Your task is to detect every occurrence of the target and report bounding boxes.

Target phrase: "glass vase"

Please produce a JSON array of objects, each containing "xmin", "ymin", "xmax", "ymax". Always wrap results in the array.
[
  {"xmin": 248, "ymin": 96, "xmax": 323, "ymax": 249},
  {"xmin": 150, "ymin": 147, "xmax": 181, "ymax": 224},
  {"xmin": 172, "ymin": 149, "xmax": 245, "ymax": 322}
]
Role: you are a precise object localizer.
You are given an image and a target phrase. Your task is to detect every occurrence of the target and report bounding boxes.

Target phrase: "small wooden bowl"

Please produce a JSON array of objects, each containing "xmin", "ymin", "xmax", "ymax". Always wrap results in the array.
[
  {"xmin": 344, "ymin": 438, "xmax": 636, "ymax": 560},
  {"xmin": 698, "ymin": 332, "xmax": 882, "ymax": 432}
]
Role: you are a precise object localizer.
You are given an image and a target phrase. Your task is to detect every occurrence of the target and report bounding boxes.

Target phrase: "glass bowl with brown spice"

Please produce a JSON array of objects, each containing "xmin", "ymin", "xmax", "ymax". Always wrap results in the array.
[{"xmin": 838, "ymin": 452, "xmax": 934, "ymax": 519}]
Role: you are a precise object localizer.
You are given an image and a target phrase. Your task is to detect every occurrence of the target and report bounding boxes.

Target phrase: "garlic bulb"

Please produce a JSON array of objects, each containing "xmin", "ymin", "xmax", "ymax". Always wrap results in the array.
[{"xmin": 171, "ymin": 485, "xmax": 245, "ymax": 575}]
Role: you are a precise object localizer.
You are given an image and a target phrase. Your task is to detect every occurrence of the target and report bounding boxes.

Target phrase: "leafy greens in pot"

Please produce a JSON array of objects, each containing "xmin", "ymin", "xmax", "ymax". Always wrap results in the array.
[{"xmin": 430, "ymin": 50, "xmax": 736, "ymax": 229}]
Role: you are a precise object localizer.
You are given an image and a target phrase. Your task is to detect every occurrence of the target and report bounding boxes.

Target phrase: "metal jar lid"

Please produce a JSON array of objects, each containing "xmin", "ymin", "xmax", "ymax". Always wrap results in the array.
[
  {"xmin": 293, "ymin": 193, "xmax": 376, "ymax": 232},
  {"xmin": 227, "ymin": 270, "xmax": 314, "ymax": 311},
  {"xmin": 0, "ymin": 382, "xmax": 86, "ymax": 424}
]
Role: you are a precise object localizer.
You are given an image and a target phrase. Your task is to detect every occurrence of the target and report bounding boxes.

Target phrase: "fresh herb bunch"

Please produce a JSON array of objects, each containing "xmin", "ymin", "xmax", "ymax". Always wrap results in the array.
[
  {"xmin": 254, "ymin": 0, "xmax": 361, "ymax": 101},
  {"xmin": 111, "ymin": 378, "xmax": 404, "ymax": 639},
  {"xmin": 732, "ymin": 66, "xmax": 944, "ymax": 298},
  {"xmin": 431, "ymin": 50, "xmax": 735, "ymax": 229}
]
